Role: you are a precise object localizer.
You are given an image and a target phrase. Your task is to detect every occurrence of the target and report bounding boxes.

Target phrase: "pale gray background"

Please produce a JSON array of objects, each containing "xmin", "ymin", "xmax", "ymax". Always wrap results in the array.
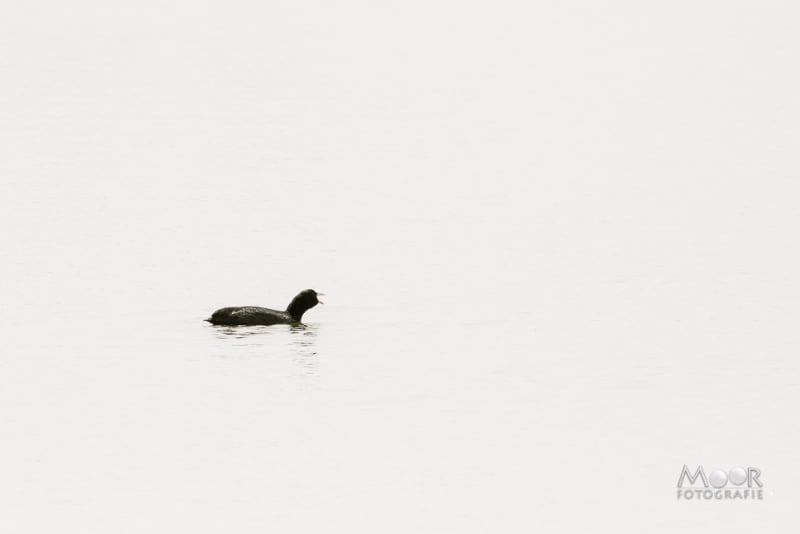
[{"xmin": 1, "ymin": 1, "xmax": 798, "ymax": 532}]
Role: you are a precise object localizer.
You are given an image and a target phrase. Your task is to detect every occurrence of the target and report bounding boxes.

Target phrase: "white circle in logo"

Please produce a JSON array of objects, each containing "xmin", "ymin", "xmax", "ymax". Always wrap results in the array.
[
  {"xmin": 709, "ymin": 470, "xmax": 728, "ymax": 488},
  {"xmin": 729, "ymin": 467, "xmax": 747, "ymax": 486}
]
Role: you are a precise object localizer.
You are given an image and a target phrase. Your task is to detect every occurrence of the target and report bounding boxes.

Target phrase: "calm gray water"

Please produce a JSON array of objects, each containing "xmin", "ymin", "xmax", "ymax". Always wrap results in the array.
[{"xmin": 1, "ymin": 2, "xmax": 798, "ymax": 532}]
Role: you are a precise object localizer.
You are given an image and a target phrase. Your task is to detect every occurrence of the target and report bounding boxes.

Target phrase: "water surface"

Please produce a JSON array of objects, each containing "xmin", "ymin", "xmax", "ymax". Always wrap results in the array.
[{"xmin": 1, "ymin": 2, "xmax": 798, "ymax": 532}]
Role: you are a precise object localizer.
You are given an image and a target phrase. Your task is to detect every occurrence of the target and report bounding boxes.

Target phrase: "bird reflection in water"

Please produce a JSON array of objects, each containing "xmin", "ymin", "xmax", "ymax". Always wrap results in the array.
[
  {"xmin": 288, "ymin": 323, "xmax": 319, "ymax": 374},
  {"xmin": 208, "ymin": 323, "xmax": 319, "ymax": 373}
]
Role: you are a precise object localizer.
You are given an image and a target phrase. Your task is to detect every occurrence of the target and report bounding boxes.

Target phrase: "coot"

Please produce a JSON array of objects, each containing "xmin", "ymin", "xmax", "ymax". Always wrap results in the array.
[{"xmin": 206, "ymin": 289, "xmax": 323, "ymax": 326}]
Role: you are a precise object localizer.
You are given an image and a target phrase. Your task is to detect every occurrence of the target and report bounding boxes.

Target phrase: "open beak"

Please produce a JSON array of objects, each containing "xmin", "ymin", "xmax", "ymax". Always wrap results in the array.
[{"xmin": 317, "ymin": 292, "xmax": 325, "ymax": 304}]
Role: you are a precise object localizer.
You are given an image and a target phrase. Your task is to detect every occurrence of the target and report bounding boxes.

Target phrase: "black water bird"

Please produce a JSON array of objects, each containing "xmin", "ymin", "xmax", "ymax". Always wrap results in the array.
[{"xmin": 206, "ymin": 289, "xmax": 323, "ymax": 326}]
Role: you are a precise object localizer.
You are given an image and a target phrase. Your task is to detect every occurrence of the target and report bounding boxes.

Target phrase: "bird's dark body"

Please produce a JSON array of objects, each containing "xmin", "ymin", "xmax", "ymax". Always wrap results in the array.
[
  {"xmin": 206, "ymin": 289, "xmax": 321, "ymax": 326},
  {"xmin": 208, "ymin": 306, "xmax": 293, "ymax": 326}
]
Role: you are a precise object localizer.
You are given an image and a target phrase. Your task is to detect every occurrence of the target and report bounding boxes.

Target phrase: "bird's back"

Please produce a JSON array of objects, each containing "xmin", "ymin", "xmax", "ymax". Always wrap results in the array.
[{"xmin": 207, "ymin": 306, "xmax": 292, "ymax": 326}]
